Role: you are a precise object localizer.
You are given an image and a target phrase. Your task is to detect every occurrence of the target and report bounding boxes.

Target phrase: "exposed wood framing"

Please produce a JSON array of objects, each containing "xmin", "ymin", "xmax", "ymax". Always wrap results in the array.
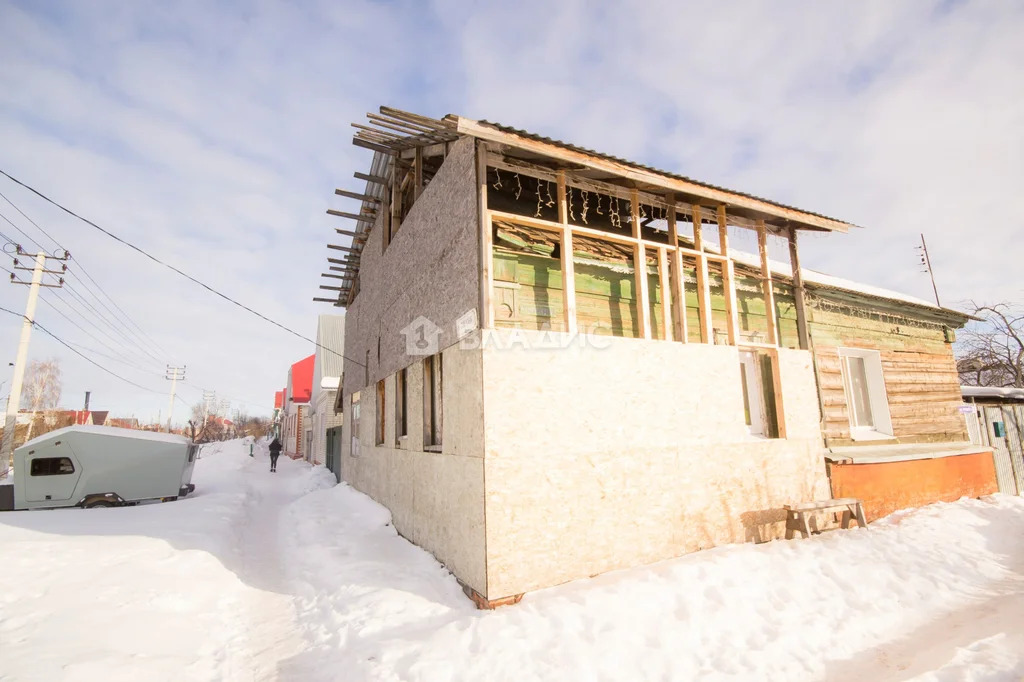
[
  {"xmin": 335, "ymin": 189, "xmax": 381, "ymax": 203},
  {"xmin": 387, "ymin": 159, "xmax": 400, "ymax": 251},
  {"xmin": 414, "ymin": 147, "xmax": 423, "ymax": 200},
  {"xmin": 631, "ymin": 190, "xmax": 651, "ymax": 339},
  {"xmin": 321, "ymin": 273, "xmax": 346, "ymax": 279},
  {"xmin": 666, "ymin": 194, "xmax": 687, "ymax": 343},
  {"xmin": 557, "ymin": 171, "xmax": 577, "ymax": 334},
  {"xmin": 328, "ymin": 244, "xmax": 359, "ymax": 253},
  {"xmin": 335, "ymin": 228, "xmax": 367, "ymax": 240},
  {"xmin": 692, "ymin": 206, "xmax": 713, "ymax": 344},
  {"xmin": 789, "ymin": 227, "xmax": 811, "ymax": 350},
  {"xmin": 354, "ymin": 172, "xmax": 388, "ymax": 185},
  {"xmin": 459, "ymin": 117, "xmax": 853, "ymax": 233},
  {"xmin": 327, "ymin": 209, "xmax": 375, "ymax": 223},
  {"xmin": 767, "ymin": 347, "xmax": 788, "ymax": 439},
  {"xmin": 478, "ymin": 142, "xmax": 494, "ymax": 329},
  {"xmin": 757, "ymin": 219, "xmax": 778, "ymax": 346},
  {"xmin": 320, "ymin": 285, "xmax": 345, "ymax": 291},
  {"xmin": 718, "ymin": 205, "xmax": 739, "ymax": 346},
  {"xmin": 353, "ymin": 138, "xmax": 394, "ymax": 155},
  {"xmin": 657, "ymin": 247, "xmax": 672, "ymax": 341}
]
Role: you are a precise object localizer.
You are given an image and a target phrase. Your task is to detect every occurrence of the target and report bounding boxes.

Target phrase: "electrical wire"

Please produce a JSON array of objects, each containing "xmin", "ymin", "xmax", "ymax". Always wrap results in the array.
[
  {"xmin": 0, "ymin": 188, "xmax": 172, "ymax": 361},
  {"xmin": 0, "ymin": 304, "xmax": 164, "ymax": 394},
  {"xmin": 0, "ymin": 169, "xmax": 364, "ymax": 368}
]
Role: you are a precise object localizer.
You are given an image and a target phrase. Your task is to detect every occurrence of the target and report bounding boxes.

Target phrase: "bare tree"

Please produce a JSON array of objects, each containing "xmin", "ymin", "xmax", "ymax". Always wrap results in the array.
[
  {"xmin": 21, "ymin": 359, "xmax": 62, "ymax": 441},
  {"xmin": 956, "ymin": 302, "xmax": 1024, "ymax": 388}
]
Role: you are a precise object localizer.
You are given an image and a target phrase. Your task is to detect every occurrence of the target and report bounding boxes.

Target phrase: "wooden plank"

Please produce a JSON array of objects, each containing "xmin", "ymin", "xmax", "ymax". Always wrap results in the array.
[
  {"xmin": 313, "ymin": 297, "xmax": 340, "ymax": 303},
  {"xmin": 414, "ymin": 146, "xmax": 423, "ymax": 201},
  {"xmin": 327, "ymin": 209, "xmax": 374, "ymax": 223},
  {"xmin": 320, "ymin": 285, "xmax": 345, "ymax": 291},
  {"xmin": 666, "ymin": 195, "xmax": 686, "ymax": 343},
  {"xmin": 557, "ymin": 171, "xmax": 577, "ymax": 334},
  {"xmin": 478, "ymin": 142, "xmax": 494, "ymax": 329},
  {"xmin": 758, "ymin": 220, "xmax": 778, "ymax": 346},
  {"xmin": 355, "ymin": 171, "xmax": 388, "ymax": 185},
  {"xmin": 632, "ymin": 190, "xmax": 651, "ymax": 339},
  {"xmin": 352, "ymin": 138, "xmax": 394, "ymax": 155},
  {"xmin": 789, "ymin": 227, "xmax": 810, "ymax": 350},
  {"xmin": 768, "ymin": 347, "xmax": 788, "ymax": 439},
  {"xmin": 718, "ymin": 205, "xmax": 739, "ymax": 345},
  {"xmin": 327, "ymin": 244, "xmax": 360, "ymax": 253},
  {"xmin": 692, "ymin": 206, "xmax": 712, "ymax": 343},
  {"xmin": 658, "ymin": 247, "xmax": 672, "ymax": 341},
  {"xmin": 321, "ymin": 273, "xmax": 347, "ymax": 279},
  {"xmin": 456, "ymin": 117, "xmax": 854, "ymax": 233},
  {"xmin": 388, "ymin": 158, "xmax": 400, "ymax": 250},
  {"xmin": 335, "ymin": 189, "xmax": 381, "ymax": 203}
]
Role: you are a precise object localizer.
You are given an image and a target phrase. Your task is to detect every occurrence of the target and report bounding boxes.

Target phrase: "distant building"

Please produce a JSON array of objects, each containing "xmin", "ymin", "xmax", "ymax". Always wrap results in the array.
[
  {"xmin": 282, "ymin": 355, "xmax": 314, "ymax": 459},
  {"xmin": 308, "ymin": 314, "xmax": 345, "ymax": 472}
]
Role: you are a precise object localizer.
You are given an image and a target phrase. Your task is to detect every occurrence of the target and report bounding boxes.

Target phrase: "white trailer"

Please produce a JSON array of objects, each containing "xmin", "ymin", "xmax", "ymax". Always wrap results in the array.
[{"xmin": 0, "ymin": 425, "xmax": 198, "ymax": 511}]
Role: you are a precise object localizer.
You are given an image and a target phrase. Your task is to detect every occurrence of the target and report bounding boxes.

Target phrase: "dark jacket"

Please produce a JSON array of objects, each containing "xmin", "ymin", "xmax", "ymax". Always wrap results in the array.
[{"xmin": 268, "ymin": 438, "xmax": 283, "ymax": 454}]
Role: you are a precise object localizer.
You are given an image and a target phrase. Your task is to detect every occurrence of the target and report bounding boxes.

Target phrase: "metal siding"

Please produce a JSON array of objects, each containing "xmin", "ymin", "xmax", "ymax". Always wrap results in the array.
[{"xmin": 985, "ymin": 406, "xmax": 1019, "ymax": 495}]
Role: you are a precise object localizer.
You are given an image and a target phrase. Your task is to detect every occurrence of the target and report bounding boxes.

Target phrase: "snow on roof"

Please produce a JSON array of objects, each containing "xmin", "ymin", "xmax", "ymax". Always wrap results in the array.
[
  {"xmin": 20, "ymin": 425, "xmax": 190, "ymax": 449},
  {"xmin": 961, "ymin": 386, "xmax": 1024, "ymax": 401},
  {"xmin": 723, "ymin": 248, "xmax": 959, "ymax": 315}
]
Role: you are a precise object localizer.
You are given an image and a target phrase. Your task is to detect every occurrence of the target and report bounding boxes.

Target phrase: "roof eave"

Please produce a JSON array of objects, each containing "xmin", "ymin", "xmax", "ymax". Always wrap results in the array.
[{"xmin": 454, "ymin": 116, "xmax": 857, "ymax": 234}]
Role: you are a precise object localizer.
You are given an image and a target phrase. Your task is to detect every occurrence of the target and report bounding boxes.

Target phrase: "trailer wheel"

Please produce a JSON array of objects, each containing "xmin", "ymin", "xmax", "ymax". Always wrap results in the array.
[{"xmin": 85, "ymin": 500, "xmax": 114, "ymax": 508}]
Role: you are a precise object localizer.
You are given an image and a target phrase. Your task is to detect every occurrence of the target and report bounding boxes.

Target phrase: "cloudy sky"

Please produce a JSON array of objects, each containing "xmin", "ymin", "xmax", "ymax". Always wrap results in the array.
[{"xmin": 1, "ymin": 0, "xmax": 1022, "ymax": 423}]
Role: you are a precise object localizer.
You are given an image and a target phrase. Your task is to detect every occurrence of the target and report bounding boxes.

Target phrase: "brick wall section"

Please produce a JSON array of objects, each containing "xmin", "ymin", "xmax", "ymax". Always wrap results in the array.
[{"xmin": 828, "ymin": 451, "xmax": 998, "ymax": 522}]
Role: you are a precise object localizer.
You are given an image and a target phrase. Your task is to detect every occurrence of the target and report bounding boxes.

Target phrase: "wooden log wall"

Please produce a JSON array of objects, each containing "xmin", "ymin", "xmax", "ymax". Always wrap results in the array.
[{"xmin": 809, "ymin": 295, "xmax": 967, "ymax": 446}]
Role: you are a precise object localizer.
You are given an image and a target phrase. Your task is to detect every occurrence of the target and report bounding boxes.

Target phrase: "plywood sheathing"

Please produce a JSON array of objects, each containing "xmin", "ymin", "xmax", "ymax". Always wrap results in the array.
[{"xmin": 480, "ymin": 331, "xmax": 828, "ymax": 600}]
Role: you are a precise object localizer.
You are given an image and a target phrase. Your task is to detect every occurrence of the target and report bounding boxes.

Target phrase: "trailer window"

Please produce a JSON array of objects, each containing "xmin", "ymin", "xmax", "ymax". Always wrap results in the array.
[{"xmin": 30, "ymin": 457, "xmax": 75, "ymax": 476}]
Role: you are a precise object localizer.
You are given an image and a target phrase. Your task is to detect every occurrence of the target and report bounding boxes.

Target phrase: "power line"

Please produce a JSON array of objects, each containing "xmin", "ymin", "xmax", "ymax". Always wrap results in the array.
[
  {"xmin": 36, "ymin": 292, "xmax": 165, "ymax": 376},
  {"xmin": 0, "ymin": 304, "xmax": 164, "ymax": 394},
  {"xmin": 0, "ymin": 189, "xmax": 61, "ymax": 252},
  {"xmin": 0, "ymin": 168, "xmax": 364, "ymax": 368},
  {"xmin": 0, "ymin": 190, "xmax": 172, "ymax": 361},
  {"xmin": 0, "ymin": 209, "xmax": 46, "ymax": 253}
]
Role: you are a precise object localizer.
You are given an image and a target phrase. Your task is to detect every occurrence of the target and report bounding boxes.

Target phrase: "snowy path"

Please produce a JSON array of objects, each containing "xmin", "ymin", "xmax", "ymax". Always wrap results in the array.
[{"xmin": 2, "ymin": 439, "xmax": 1024, "ymax": 681}]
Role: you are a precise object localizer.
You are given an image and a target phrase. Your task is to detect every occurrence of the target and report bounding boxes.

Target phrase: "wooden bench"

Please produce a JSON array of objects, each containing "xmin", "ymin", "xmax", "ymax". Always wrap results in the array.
[{"xmin": 784, "ymin": 497, "xmax": 868, "ymax": 539}]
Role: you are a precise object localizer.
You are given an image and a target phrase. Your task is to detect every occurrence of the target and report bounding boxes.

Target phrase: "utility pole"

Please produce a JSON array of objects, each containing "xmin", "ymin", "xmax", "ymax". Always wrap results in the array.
[
  {"xmin": 2, "ymin": 248, "xmax": 68, "ymax": 476},
  {"xmin": 917, "ymin": 233, "xmax": 941, "ymax": 308},
  {"xmin": 165, "ymin": 365, "xmax": 186, "ymax": 433}
]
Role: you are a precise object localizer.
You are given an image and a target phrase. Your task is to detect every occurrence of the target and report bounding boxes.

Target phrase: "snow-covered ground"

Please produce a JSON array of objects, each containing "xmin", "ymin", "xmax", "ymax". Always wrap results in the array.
[{"xmin": 1, "ymin": 440, "xmax": 1022, "ymax": 681}]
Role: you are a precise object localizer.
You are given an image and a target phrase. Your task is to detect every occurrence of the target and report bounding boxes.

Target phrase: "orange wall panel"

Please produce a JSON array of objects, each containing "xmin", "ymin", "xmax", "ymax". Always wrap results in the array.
[{"xmin": 829, "ymin": 451, "xmax": 997, "ymax": 522}]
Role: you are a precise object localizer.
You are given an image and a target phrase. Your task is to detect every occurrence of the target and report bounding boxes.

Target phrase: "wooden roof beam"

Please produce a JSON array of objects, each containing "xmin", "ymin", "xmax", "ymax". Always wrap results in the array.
[
  {"xmin": 335, "ymin": 189, "xmax": 381, "ymax": 203},
  {"xmin": 458, "ymin": 117, "xmax": 853, "ymax": 233},
  {"xmin": 327, "ymin": 209, "xmax": 375, "ymax": 222}
]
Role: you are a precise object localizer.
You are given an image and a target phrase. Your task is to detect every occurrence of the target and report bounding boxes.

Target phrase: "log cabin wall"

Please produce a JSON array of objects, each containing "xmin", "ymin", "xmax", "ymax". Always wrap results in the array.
[{"xmin": 807, "ymin": 291, "xmax": 968, "ymax": 447}]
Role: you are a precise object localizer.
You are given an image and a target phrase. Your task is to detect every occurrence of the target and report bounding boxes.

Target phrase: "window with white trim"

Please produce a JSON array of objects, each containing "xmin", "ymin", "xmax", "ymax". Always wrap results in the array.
[
  {"xmin": 838, "ymin": 348, "xmax": 894, "ymax": 440},
  {"xmin": 739, "ymin": 349, "xmax": 781, "ymax": 438},
  {"xmin": 350, "ymin": 392, "xmax": 361, "ymax": 457}
]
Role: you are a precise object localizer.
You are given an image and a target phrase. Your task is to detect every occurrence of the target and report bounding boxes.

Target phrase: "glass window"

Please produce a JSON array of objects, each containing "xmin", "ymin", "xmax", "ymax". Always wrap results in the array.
[
  {"xmin": 376, "ymin": 380, "xmax": 386, "ymax": 445},
  {"xmin": 424, "ymin": 354, "xmax": 443, "ymax": 448},
  {"xmin": 350, "ymin": 392, "xmax": 361, "ymax": 458},
  {"xmin": 30, "ymin": 457, "xmax": 75, "ymax": 476},
  {"xmin": 395, "ymin": 368, "xmax": 407, "ymax": 441}
]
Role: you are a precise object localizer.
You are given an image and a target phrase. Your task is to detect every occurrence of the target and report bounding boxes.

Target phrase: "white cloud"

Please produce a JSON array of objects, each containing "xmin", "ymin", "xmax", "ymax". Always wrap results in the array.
[{"xmin": 0, "ymin": 0, "xmax": 1021, "ymax": 422}]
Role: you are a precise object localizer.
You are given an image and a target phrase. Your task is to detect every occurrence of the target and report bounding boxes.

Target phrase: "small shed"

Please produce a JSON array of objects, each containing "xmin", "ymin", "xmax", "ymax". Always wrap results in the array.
[{"xmin": 962, "ymin": 386, "xmax": 1024, "ymax": 495}]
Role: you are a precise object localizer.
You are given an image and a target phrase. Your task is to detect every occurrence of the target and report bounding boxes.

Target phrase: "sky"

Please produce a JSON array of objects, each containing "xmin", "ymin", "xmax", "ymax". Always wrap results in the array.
[{"xmin": 0, "ymin": 0, "xmax": 1022, "ymax": 423}]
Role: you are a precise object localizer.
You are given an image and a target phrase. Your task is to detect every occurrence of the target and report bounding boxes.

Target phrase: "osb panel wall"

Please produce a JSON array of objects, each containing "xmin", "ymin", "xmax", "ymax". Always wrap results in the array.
[
  {"xmin": 341, "ymin": 136, "xmax": 480, "ymax": 398},
  {"xmin": 809, "ymin": 296, "xmax": 967, "ymax": 446},
  {"xmin": 829, "ymin": 451, "xmax": 997, "ymax": 521},
  {"xmin": 340, "ymin": 343, "xmax": 487, "ymax": 594},
  {"xmin": 480, "ymin": 331, "xmax": 829, "ymax": 599}
]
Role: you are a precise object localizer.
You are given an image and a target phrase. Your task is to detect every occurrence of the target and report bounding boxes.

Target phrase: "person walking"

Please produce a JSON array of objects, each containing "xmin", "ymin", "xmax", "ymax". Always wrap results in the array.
[{"xmin": 268, "ymin": 436, "xmax": 282, "ymax": 473}]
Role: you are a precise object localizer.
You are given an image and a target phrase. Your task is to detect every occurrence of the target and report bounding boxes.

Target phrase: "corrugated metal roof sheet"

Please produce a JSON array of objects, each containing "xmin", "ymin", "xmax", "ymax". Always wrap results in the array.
[
  {"xmin": 476, "ymin": 119, "xmax": 852, "ymax": 228},
  {"xmin": 316, "ymin": 314, "xmax": 346, "ymax": 379}
]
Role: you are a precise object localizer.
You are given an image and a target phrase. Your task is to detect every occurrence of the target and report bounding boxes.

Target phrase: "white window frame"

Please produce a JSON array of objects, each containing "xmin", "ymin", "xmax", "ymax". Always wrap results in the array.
[
  {"xmin": 838, "ymin": 347, "xmax": 894, "ymax": 441},
  {"xmin": 739, "ymin": 350, "xmax": 766, "ymax": 437},
  {"xmin": 350, "ymin": 391, "xmax": 361, "ymax": 458}
]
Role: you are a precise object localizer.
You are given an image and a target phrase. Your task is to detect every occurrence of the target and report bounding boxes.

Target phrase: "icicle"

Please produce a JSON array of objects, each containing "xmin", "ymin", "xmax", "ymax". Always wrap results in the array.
[
  {"xmin": 581, "ymin": 190, "xmax": 590, "ymax": 224},
  {"xmin": 545, "ymin": 181, "xmax": 555, "ymax": 208},
  {"xmin": 514, "ymin": 173, "xmax": 523, "ymax": 200},
  {"xmin": 492, "ymin": 168, "xmax": 503, "ymax": 191},
  {"xmin": 535, "ymin": 177, "xmax": 543, "ymax": 217},
  {"xmin": 568, "ymin": 187, "xmax": 576, "ymax": 222}
]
